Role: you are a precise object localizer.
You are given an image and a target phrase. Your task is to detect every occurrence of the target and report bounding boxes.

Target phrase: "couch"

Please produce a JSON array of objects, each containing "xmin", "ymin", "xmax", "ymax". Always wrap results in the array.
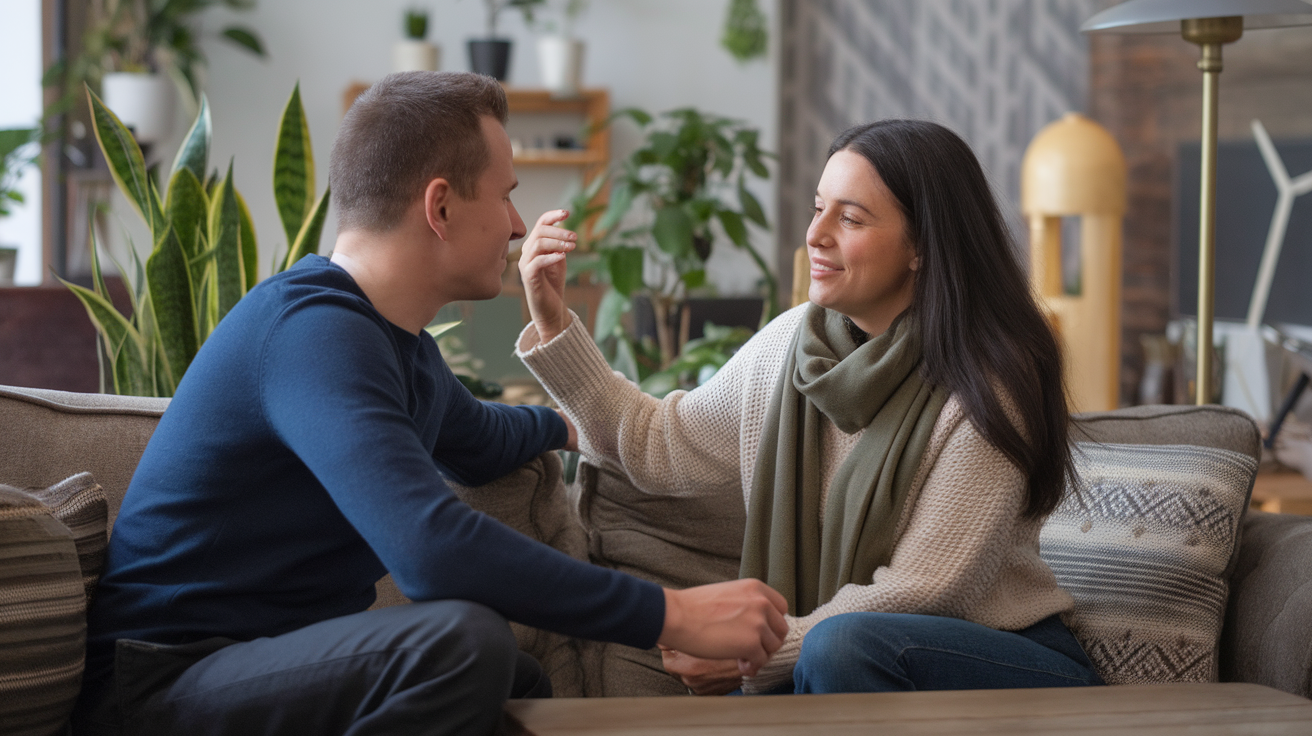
[{"xmin": 2, "ymin": 384, "xmax": 1310, "ymax": 723}]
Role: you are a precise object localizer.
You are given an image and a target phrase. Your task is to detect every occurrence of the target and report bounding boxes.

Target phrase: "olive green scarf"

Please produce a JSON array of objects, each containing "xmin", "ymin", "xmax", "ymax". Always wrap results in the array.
[{"xmin": 740, "ymin": 304, "xmax": 947, "ymax": 616}]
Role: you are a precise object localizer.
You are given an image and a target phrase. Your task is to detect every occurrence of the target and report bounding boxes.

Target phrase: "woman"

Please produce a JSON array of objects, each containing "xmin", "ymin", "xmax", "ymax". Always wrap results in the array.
[{"xmin": 515, "ymin": 119, "xmax": 1102, "ymax": 695}]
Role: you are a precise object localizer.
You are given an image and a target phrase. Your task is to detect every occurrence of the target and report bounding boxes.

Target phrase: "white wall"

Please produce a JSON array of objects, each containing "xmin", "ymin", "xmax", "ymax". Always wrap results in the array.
[
  {"xmin": 0, "ymin": 0, "xmax": 44, "ymax": 285},
  {"xmin": 166, "ymin": 0, "xmax": 779, "ymax": 295}
]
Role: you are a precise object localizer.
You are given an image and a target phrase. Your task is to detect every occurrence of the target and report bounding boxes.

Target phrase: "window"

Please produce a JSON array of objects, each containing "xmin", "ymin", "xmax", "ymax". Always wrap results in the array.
[{"xmin": 0, "ymin": 0, "xmax": 44, "ymax": 286}]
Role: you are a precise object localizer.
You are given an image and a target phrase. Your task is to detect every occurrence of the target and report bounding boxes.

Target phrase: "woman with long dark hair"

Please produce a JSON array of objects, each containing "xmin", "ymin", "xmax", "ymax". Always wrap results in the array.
[{"xmin": 515, "ymin": 119, "xmax": 1102, "ymax": 694}]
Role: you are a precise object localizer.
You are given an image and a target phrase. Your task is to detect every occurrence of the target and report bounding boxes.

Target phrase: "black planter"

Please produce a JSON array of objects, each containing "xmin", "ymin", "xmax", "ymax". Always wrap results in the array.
[{"xmin": 468, "ymin": 39, "xmax": 512, "ymax": 81}]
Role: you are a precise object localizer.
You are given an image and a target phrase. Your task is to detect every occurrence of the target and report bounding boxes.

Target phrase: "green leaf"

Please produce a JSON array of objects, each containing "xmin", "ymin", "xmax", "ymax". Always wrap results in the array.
[
  {"xmin": 717, "ymin": 209, "xmax": 749, "ymax": 248},
  {"xmin": 738, "ymin": 176, "xmax": 768, "ymax": 228},
  {"xmin": 208, "ymin": 160, "xmax": 245, "ymax": 320},
  {"xmin": 273, "ymin": 82, "xmax": 315, "ymax": 250},
  {"xmin": 86, "ymin": 203, "xmax": 109, "ymax": 302},
  {"xmin": 607, "ymin": 107, "xmax": 653, "ymax": 127},
  {"xmin": 609, "ymin": 333, "xmax": 641, "ymax": 383},
  {"xmin": 606, "ymin": 246, "xmax": 645, "ymax": 297},
  {"xmin": 87, "ymin": 86, "xmax": 162, "ymax": 232},
  {"xmin": 652, "ymin": 205, "xmax": 693, "ymax": 258},
  {"xmin": 146, "ymin": 225, "xmax": 198, "ymax": 392},
  {"xmin": 170, "ymin": 94, "xmax": 210, "ymax": 183},
  {"xmin": 220, "ymin": 26, "xmax": 266, "ymax": 56},
  {"xmin": 593, "ymin": 288, "xmax": 630, "ymax": 343},
  {"xmin": 281, "ymin": 185, "xmax": 331, "ymax": 271},
  {"xmin": 425, "ymin": 320, "xmax": 463, "ymax": 340},
  {"xmin": 165, "ymin": 168, "xmax": 208, "ymax": 260},
  {"xmin": 680, "ymin": 269, "xmax": 706, "ymax": 289},
  {"xmin": 597, "ymin": 180, "xmax": 633, "ymax": 236},
  {"xmin": 638, "ymin": 371, "xmax": 679, "ymax": 399},
  {"xmin": 59, "ymin": 278, "xmax": 149, "ymax": 396},
  {"xmin": 236, "ymin": 189, "xmax": 258, "ymax": 290}
]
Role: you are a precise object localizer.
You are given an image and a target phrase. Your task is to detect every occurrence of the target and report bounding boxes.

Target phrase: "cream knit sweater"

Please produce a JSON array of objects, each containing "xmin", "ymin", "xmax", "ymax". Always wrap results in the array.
[{"xmin": 516, "ymin": 305, "xmax": 1074, "ymax": 692}]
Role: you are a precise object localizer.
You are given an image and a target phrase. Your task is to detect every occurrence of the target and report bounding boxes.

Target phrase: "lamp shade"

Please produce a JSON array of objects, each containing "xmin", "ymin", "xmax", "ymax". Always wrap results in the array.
[{"xmin": 1082, "ymin": 0, "xmax": 1312, "ymax": 33}]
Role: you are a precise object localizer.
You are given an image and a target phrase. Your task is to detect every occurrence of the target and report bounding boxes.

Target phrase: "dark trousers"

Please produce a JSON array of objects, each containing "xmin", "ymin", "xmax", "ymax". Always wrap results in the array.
[{"xmin": 74, "ymin": 600, "xmax": 550, "ymax": 736}]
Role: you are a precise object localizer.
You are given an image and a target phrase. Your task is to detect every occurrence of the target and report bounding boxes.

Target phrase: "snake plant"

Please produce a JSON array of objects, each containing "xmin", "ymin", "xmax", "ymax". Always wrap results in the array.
[{"xmin": 62, "ymin": 82, "xmax": 330, "ymax": 397}]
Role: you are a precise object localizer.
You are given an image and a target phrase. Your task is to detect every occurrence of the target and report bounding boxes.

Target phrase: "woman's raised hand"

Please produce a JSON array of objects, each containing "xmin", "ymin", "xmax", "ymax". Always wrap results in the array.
[{"xmin": 518, "ymin": 209, "xmax": 577, "ymax": 344}]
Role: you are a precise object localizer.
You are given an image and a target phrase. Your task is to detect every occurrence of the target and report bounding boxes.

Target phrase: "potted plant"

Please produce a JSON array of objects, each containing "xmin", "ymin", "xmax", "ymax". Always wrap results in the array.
[
  {"xmin": 44, "ymin": 0, "xmax": 266, "ymax": 147},
  {"xmin": 394, "ymin": 8, "xmax": 440, "ymax": 72},
  {"xmin": 467, "ymin": 0, "xmax": 543, "ymax": 81},
  {"xmin": 530, "ymin": 0, "xmax": 588, "ymax": 96},
  {"xmin": 61, "ymin": 83, "xmax": 328, "ymax": 396},
  {"xmin": 564, "ymin": 107, "xmax": 776, "ymax": 378},
  {"xmin": 0, "ymin": 128, "xmax": 37, "ymax": 286},
  {"xmin": 721, "ymin": 0, "xmax": 769, "ymax": 62}
]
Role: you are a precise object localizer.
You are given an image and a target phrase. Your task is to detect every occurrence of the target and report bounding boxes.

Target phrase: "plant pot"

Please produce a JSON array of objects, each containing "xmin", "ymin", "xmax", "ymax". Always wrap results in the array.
[
  {"xmin": 0, "ymin": 245, "xmax": 18, "ymax": 286},
  {"xmin": 468, "ymin": 39, "xmax": 512, "ymax": 81},
  {"xmin": 393, "ymin": 39, "xmax": 440, "ymax": 73},
  {"xmin": 101, "ymin": 72, "xmax": 175, "ymax": 145},
  {"xmin": 536, "ymin": 36, "xmax": 584, "ymax": 96}
]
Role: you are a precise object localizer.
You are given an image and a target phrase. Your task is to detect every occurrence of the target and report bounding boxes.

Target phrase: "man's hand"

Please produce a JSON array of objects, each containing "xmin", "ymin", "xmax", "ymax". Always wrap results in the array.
[
  {"xmin": 660, "ymin": 648, "xmax": 744, "ymax": 696},
  {"xmin": 555, "ymin": 410, "xmax": 578, "ymax": 452},
  {"xmin": 518, "ymin": 209, "xmax": 576, "ymax": 344},
  {"xmin": 658, "ymin": 579, "xmax": 788, "ymax": 678}
]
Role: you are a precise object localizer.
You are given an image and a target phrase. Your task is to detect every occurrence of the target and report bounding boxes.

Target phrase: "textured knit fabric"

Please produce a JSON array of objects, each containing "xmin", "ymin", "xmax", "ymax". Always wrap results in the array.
[
  {"xmin": 743, "ymin": 305, "xmax": 948, "ymax": 616},
  {"xmin": 1039, "ymin": 442, "xmax": 1256, "ymax": 684},
  {"xmin": 25, "ymin": 473, "xmax": 107, "ymax": 601},
  {"xmin": 517, "ymin": 305, "xmax": 1074, "ymax": 692},
  {"xmin": 85, "ymin": 255, "xmax": 665, "ymax": 701},
  {"xmin": 0, "ymin": 485, "xmax": 86, "ymax": 736}
]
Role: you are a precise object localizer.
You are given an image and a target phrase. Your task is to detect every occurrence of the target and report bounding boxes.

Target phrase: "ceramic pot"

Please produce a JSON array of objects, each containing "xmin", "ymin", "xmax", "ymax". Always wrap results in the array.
[
  {"xmin": 468, "ymin": 39, "xmax": 512, "ymax": 81},
  {"xmin": 536, "ymin": 36, "xmax": 584, "ymax": 96},
  {"xmin": 101, "ymin": 72, "xmax": 175, "ymax": 145},
  {"xmin": 393, "ymin": 40, "xmax": 440, "ymax": 73}
]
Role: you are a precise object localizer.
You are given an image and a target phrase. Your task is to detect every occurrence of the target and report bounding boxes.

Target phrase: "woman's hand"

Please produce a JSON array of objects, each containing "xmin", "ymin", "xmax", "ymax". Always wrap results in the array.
[
  {"xmin": 518, "ymin": 209, "xmax": 577, "ymax": 344},
  {"xmin": 555, "ymin": 410, "xmax": 578, "ymax": 452},
  {"xmin": 660, "ymin": 647, "xmax": 744, "ymax": 696},
  {"xmin": 658, "ymin": 579, "xmax": 788, "ymax": 677}
]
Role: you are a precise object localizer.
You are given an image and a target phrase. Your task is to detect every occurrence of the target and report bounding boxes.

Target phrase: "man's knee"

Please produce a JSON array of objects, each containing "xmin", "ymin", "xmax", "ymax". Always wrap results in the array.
[{"xmin": 411, "ymin": 600, "xmax": 518, "ymax": 683}]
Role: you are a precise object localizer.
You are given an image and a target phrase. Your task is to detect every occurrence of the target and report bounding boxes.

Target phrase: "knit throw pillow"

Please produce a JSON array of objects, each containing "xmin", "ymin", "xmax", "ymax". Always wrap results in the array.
[
  {"xmin": 0, "ymin": 475, "xmax": 108, "ymax": 736},
  {"xmin": 1039, "ymin": 443, "xmax": 1256, "ymax": 684}
]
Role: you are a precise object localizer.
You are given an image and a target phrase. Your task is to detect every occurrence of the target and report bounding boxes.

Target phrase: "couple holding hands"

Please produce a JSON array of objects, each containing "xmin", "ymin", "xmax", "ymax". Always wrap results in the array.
[{"xmin": 75, "ymin": 71, "xmax": 1099, "ymax": 736}]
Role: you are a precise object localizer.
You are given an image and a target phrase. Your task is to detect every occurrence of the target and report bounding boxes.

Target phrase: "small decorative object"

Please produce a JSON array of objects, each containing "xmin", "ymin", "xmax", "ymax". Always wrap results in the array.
[
  {"xmin": 1022, "ymin": 112, "xmax": 1127, "ymax": 413},
  {"xmin": 394, "ymin": 8, "xmax": 441, "ymax": 73},
  {"xmin": 721, "ymin": 0, "xmax": 768, "ymax": 62},
  {"xmin": 467, "ymin": 0, "xmax": 544, "ymax": 81},
  {"xmin": 1082, "ymin": 0, "xmax": 1312, "ymax": 406},
  {"xmin": 533, "ymin": 0, "xmax": 588, "ymax": 96},
  {"xmin": 1139, "ymin": 334, "xmax": 1177, "ymax": 405}
]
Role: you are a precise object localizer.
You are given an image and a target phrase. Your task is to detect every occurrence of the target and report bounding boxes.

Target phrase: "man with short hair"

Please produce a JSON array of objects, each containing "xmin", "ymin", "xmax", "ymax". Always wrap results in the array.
[{"xmin": 74, "ymin": 72, "xmax": 787, "ymax": 736}]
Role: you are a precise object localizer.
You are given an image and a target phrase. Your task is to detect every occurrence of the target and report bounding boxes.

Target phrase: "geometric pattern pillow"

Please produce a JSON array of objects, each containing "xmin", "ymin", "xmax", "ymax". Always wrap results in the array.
[
  {"xmin": 24, "ymin": 473, "xmax": 108, "ymax": 603},
  {"xmin": 1039, "ymin": 442, "xmax": 1256, "ymax": 684},
  {"xmin": 0, "ymin": 483, "xmax": 88, "ymax": 736}
]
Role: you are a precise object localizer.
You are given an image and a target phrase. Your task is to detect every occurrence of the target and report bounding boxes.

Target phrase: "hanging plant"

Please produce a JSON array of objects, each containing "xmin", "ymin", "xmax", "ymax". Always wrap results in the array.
[{"xmin": 721, "ymin": 0, "xmax": 768, "ymax": 62}]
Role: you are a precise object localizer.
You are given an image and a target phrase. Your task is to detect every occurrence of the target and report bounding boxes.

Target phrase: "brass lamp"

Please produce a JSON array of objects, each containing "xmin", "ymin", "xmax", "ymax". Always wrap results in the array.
[{"xmin": 1082, "ymin": 0, "xmax": 1312, "ymax": 405}]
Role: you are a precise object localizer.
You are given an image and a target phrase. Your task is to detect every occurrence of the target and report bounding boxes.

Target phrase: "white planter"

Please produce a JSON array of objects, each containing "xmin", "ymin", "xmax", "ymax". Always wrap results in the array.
[
  {"xmin": 101, "ymin": 72, "xmax": 175, "ymax": 145},
  {"xmin": 537, "ymin": 36, "xmax": 584, "ymax": 97},
  {"xmin": 393, "ymin": 40, "xmax": 440, "ymax": 73}
]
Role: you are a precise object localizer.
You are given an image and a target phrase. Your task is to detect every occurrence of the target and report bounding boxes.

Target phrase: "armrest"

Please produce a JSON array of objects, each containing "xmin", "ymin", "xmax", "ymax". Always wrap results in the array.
[{"xmin": 1220, "ymin": 511, "xmax": 1312, "ymax": 698}]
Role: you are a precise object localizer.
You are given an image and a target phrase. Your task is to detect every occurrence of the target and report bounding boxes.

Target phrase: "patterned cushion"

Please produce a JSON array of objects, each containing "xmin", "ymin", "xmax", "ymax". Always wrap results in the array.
[
  {"xmin": 1039, "ymin": 442, "xmax": 1256, "ymax": 684},
  {"xmin": 24, "ymin": 472, "xmax": 108, "ymax": 601},
  {"xmin": 0, "ymin": 484, "xmax": 88, "ymax": 736}
]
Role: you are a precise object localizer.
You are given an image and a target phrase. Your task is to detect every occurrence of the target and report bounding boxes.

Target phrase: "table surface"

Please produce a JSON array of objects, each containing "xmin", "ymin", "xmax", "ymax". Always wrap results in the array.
[
  {"xmin": 504, "ymin": 683, "xmax": 1312, "ymax": 735},
  {"xmin": 1252, "ymin": 470, "xmax": 1312, "ymax": 515}
]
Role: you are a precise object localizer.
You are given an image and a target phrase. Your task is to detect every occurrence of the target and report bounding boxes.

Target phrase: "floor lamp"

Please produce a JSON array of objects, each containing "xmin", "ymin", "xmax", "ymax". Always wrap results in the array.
[{"xmin": 1082, "ymin": 0, "xmax": 1312, "ymax": 405}]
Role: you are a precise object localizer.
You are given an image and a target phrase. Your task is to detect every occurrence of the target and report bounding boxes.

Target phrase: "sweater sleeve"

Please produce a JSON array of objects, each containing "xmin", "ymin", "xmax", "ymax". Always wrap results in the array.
[
  {"xmin": 259, "ymin": 301, "xmax": 664, "ymax": 648},
  {"xmin": 432, "ymin": 370, "xmax": 567, "ymax": 487},
  {"xmin": 742, "ymin": 404, "xmax": 1043, "ymax": 693}
]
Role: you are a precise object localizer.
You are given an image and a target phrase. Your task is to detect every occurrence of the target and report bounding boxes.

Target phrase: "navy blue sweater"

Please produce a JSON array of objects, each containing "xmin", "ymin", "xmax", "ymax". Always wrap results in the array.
[{"xmin": 85, "ymin": 255, "xmax": 664, "ymax": 687}]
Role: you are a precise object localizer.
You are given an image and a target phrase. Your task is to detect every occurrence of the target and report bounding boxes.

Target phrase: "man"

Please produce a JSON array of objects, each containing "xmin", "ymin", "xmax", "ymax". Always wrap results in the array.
[{"xmin": 75, "ymin": 72, "xmax": 787, "ymax": 736}]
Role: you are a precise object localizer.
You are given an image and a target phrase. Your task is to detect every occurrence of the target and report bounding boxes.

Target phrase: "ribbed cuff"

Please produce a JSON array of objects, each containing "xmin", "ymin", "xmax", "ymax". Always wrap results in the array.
[
  {"xmin": 515, "ymin": 310, "xmax": 621, "ymax": 409},
  {"xmin": 741, "ymin": 615, "xmax": 806, "ymax": 694}
]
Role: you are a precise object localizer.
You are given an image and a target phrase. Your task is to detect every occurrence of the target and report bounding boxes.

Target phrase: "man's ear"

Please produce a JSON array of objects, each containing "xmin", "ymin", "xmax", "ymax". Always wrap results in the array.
[{"xmin": 424, "ymin": 178, "xmax": 453, "ymax": 241}]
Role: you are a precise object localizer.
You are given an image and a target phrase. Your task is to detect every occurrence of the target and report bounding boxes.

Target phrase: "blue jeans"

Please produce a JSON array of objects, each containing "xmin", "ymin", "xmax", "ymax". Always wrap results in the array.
[
  {"xmin": 767, "ymin": 612, "xmax": 1102, "ymax": 694},
  {"xmin": 73, "ymin": 600, "xmax": 550, "ymax": 736}
]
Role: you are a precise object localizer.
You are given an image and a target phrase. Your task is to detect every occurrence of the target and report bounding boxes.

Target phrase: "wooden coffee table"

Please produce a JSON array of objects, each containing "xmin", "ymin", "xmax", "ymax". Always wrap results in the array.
[{"xmin": 504, "ymin": 683, "xmax": 1312, "ymax": 735}]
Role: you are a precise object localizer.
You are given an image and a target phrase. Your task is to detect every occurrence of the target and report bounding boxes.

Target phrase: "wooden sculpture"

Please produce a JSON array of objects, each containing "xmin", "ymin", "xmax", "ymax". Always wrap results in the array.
[{"xmin": 1022, "ymin": 112, "xmax": 1127, "ymax": 412}]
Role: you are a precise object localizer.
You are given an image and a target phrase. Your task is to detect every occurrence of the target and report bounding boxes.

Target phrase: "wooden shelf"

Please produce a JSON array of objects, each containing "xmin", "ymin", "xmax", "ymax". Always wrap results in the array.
[{"xmin": 512, "ymin": 150, "xmax": 606, "ymax": 166}]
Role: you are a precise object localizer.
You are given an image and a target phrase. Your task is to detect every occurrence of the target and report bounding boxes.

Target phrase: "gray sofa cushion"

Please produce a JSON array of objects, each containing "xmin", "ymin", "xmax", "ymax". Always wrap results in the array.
[
  {"xmin": 1221, "ymin": 511, "xmax": 1312, "ymax": 698},
  {"xmin": 0, "ymin": 485, "xmax": 88, "ymax": 736}
]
